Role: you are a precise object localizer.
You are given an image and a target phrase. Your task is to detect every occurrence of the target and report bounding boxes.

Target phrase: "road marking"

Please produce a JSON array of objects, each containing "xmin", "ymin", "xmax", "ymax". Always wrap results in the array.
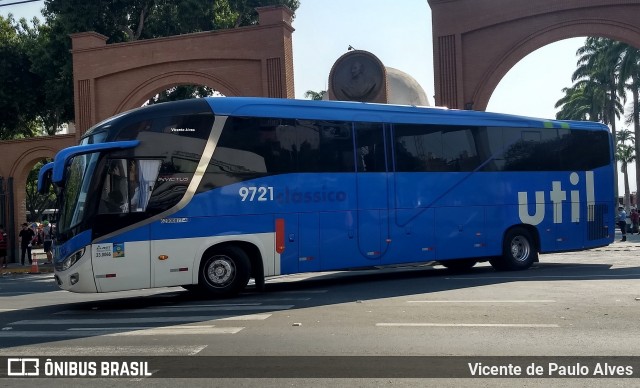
[
  {"xmin": 56, "ymin": 305, "xmax": 293, "ymax": 315},
  {"xmin": 447, "ymin": 274, "xmax": 640, "ymax": 280},
  {"xmin": 0, "ymin": 345, "xmax": 207, "ymax": 356},
  {"xmin": 406, "ymin": 300, "xmax": 556, "ymax": 303},
  {"xmin": 0, "ymin": 327, "xmax": 243, "ymax": 337},
  {"xmin": 376, "ymin": 323, "xmax": 560, "ymax": 328},
  {"xmin": 11, "ymin": 314, "xmax": 272, "ymax": 325},
  {"xmin": 235, "ymin": 298, "xmax": 311, "ymax": 302},
  {"xmin": 67, "ymin": 325, "xmax": 244, "ymax": 335},
  {"xmin": 274, "ymin": 290, "xmax": 328, "ymax": 294}
]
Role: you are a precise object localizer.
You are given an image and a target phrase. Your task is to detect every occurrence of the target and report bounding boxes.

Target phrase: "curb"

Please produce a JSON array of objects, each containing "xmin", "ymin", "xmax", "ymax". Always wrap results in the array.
[{"xmin": 0, "ymin": 266, "xmax": 54, "ymax": 275}]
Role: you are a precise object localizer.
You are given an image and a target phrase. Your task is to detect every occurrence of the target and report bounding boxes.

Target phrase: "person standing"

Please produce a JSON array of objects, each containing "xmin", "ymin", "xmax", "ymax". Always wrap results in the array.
[
  {"xmin": 42, "ymin": 221, "xmax": 53, "ymax": 264},
  {"xmin": 0, "ymin": 225, "xmax": 7, "ymax": 268},
  {"xmin": 19, "ymin": 223, "xmax": 35, "ymax": 265},
  {"xmin": 617, "ymin": 207, "xmax": 628, "ymax": 242},
  {"xmin": 631, "ymin": 208, "xmax": 639, "ymax": 235}
]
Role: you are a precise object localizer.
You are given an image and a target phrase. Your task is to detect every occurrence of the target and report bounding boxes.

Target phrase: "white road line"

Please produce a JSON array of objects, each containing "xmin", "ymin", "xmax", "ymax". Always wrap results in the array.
[
  {"xmin": 274, "ymin": 290, "xmax": 328, "ymax": 294},
  {"xmin": 0, "ymin": 327, "xmax": 243, "ymax": 337},
  {"xmin": 235, "ymin": 298, "xmax": 311, "ymax": 302},
  {"xmin": 67, "ymin": 325, "xmax": 217, "ymax": 331},
  {"xmin": 10, "ymin": 314, "xmax": 272, "ymax": 325},
  {"xmin": 447, "ymin": 274, "xmax": 640, "ymax": 280},
  {"xmin": 217, "ymin": 314, "xmax": 272, "ymax": 321},
  {"xmin": 376, "ymin": 323, "xmax": 560, "ymax": 328},
  {"xmin": 0, "ymin": 345, "xmax": 207, "ymax": 356},
  {"xmin": 406, "ymin": 300, "xmax": 556, "ymax": 303},
  {"xmin": 56, "ymin": 305, "xmax": 293, "ymax": 315},
  {"xmin": 106, "ymin": 326, "xmax": 244, "ymax": 336}
]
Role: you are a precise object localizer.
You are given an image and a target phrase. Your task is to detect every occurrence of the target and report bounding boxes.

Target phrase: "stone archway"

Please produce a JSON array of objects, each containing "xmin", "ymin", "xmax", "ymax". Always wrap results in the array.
[
  {"xmin": 0, "ymin": 6, "xmax": 295, "ymax": 262},
  {"xmin": 428, "ymin": 0, "xmax": 640, "ymax": 110},
  {"xmin": 70, "ymin": 5, "xmax": 295, "ymax": 135}
]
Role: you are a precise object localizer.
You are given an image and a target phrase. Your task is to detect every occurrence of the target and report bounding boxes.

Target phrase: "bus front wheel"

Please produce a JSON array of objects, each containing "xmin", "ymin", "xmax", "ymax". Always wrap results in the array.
[
  {"xmin": 490, "ymin": 228, "xmax": 537, "ymax": 271},
  {"xmin": 199, "ymin": 246, "xmax": 251, "ymax": 297}
]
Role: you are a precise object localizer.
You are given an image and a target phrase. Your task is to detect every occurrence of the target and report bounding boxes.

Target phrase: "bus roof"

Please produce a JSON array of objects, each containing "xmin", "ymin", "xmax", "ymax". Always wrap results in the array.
[{"xmin": 205, "ymin": 97, "xmax": 609, "ymax": 132}]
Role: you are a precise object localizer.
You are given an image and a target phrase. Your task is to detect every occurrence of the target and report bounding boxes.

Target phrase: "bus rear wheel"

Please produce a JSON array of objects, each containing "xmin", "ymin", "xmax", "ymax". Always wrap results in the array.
[
  {"xmin": 199, "ymin": 246, "xmax": 250, "ymax": 297},
  {"xmin": 490, "ymin": 227, "xmax": 537, "ymax": 271}
]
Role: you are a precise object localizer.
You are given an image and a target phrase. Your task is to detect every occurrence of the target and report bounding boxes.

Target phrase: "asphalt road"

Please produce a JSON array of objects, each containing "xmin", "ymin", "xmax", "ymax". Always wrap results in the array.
[{"xmin": 1, "ymin": 237, "xmax": 639, "ymax": 387}]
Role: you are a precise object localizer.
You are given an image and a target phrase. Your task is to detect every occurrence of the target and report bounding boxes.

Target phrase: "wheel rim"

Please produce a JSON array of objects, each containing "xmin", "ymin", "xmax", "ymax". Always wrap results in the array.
[
  {"xmin": 510, "ymin": 236, "xmax": 530, "ymax": 262},
  {"xmin": 205, "ymin": 255, "xmax": 236, "ymax": 288}
]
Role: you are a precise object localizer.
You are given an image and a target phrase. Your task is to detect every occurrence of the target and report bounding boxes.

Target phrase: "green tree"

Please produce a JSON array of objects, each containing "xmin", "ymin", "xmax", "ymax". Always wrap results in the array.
[
  {"xmin": 0, "ymin": 15, "xmax": 44, "ymax": 139},
  {"xmin": 36, "ymin": 0, "xmax": 300, "ymax": 124},
  {"xmin": 618, "ymin": 43, "xmax": 640, "ymax": 205},
  {"xmin": 25, "ymin": 159, "xmax": 56, "ymax": 222},
  {"xmin": 572, "ymin": 37, "xmax": 626, "ymax": 141},
  {"xmin": 304, "ymin": 90, "xmax": 326, "ymax": 101},
  {"xmin": 616, "ymin": 129, "xmax": 635, "ymax": 210},
  {"xmin": 555, "ymin": 83, "xmax": 599, "ymax": 121}
]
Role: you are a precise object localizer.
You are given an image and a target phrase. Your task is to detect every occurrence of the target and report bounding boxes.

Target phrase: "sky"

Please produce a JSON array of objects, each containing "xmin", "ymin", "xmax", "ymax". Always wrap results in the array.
[{"xmin": 1, "ymin": 0, "xmax": 634, "ymax": 192}]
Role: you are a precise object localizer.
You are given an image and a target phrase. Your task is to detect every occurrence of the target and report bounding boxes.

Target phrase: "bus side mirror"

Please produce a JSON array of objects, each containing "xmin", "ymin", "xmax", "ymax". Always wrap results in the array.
[{"xmin": 38, "ymin": 162, "xmax": 54, "ymax": 194}]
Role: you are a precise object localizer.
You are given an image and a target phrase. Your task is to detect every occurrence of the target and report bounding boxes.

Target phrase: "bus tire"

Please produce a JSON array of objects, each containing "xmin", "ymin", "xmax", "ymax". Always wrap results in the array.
[
  {"xmin": 199, "ymin": 246, "xmax": 251, "ymax": 297},
  {"xmin": 490, "ymin": 227, "xmax": 537, "ymax": 271},
  {"xmin": 440, "ymin": 259, "xmax": 477, "ymax": 271}
]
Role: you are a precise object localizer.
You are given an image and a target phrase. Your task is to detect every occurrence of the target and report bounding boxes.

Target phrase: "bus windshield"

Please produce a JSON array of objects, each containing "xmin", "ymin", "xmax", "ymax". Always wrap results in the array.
[{"xmin": 57, "ymin": 152, "xmax": 101, "ymax": 238}]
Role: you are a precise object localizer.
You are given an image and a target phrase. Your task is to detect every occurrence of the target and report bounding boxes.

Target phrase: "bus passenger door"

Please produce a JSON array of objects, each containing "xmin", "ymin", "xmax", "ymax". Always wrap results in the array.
[{"xmin": 354, "ymin": 122, "xmax": 389, "ymax": 263}]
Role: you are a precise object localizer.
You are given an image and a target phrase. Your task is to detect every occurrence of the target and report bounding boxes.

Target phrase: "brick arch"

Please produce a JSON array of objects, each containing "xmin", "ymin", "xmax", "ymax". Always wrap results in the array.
[
  {"xmin": 428, "ymin": 0, "xmax": 640, "ymax": 110},
  {"xmin": 71, "ymin": 5, "xmax": 295, "ymax": 135},
  {"xmin": 0, "ymin": 6, "xmax": 295, "ymax": 261},
  {"xmin": 115, "ymin": 70, "xmax": 242, "ymax": 114}
]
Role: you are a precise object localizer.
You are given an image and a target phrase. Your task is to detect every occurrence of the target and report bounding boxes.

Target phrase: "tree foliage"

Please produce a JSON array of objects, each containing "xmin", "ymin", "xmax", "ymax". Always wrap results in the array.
[
  {"xmin": 304, "ymin": 90, "xmax": 326, "ymax": 100},
  {"xmin": 25, "ymin": 159, "xmax": 56, "ymax": 222},
  {"xmin": 0, "ymin": 0, "xmax": 300, "ymax": 140},
  {"xmin": 555, "ymin": 37, "xmax": 640, "ymax": 198},
  {"xmin": 0, "ymin": 16, "xmax": 44, "ymax": 139}
]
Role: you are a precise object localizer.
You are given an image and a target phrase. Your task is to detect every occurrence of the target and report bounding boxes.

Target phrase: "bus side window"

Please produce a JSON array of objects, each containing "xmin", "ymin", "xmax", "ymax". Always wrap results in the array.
[
  {"xmin": 355, "ymin": 123, "xmax": 386, "ymax": 172},
  {"xmin": 129, "ymin": 160, "xmax": 161, "ymax": 212},
  {"xmin": 99, "ymin": 159, "xmax": 129, "ymax": 214}
]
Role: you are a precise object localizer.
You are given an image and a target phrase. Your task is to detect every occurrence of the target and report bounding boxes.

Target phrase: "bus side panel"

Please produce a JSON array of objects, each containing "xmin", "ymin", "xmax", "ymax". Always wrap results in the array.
[
  {"xmin": 434, "ymin": 207, "xmax": 486, "ymax": 260},
  {"xmin": 298, "ymin": 212, "xmax": 320, "ymax": 273},
  {"xmin": 387, "ymin": 208, "xmax": 436, "ymax": 264},
  {"xmin": 93, "ymin": 227, "xmax": 151, "ymax": 292},
  {"xmin": 319, "ymin": 211, "xmax": 361, "ymax": 270}
]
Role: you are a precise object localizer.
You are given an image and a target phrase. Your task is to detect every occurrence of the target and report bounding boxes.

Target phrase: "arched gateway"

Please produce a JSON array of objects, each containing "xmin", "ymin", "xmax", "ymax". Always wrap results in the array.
[
  {"xmin": 428, "ymin": 0, "xmax": 640, "ymax": 110},
  {"xmin": 0, "ymin": 6, "xmax": 294, "ymax": 261}
]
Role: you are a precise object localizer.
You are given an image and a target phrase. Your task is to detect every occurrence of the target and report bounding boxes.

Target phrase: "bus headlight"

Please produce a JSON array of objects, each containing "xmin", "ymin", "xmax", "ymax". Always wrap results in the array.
[{"xmin": 56, "ymin": 248, "xmax": 86, "ymax": 271}]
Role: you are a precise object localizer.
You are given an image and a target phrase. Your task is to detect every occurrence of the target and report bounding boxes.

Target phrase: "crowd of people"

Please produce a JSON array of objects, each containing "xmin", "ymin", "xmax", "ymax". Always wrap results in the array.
[{"xmin": 0, "ymin": 221, "xmax": 54, "ymax": 268}]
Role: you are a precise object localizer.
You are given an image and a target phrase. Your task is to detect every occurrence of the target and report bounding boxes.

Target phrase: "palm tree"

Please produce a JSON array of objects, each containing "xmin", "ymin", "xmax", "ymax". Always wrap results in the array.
[
  {"xmin": 572, "ymin": 37, "xmax": 626, "ymax": 140},
  {"xmin": 304, "ymin": 90, "xmax": 327, "ymax": 101},
  {"xmin": 619, "ymin": 44, "xmax": 640, "ymax": 201},
  {"xmin": 617, "ymin": 129, "xmax": 636, "ymax": 210},
  {"xmin": 555, "ymin": 82, "xmax": 601, "ymax": 121}
]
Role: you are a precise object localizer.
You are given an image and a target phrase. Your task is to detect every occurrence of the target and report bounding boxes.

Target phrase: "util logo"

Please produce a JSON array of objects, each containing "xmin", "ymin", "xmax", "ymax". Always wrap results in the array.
[{"xmin": 518, "ymin": 171, "xmax": 595, "ymax": 225}]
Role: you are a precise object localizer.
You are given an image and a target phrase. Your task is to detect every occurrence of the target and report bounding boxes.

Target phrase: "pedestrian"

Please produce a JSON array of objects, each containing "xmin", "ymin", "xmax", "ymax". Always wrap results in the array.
[
  {"xmin": 631, "ymin": 208, "xmax": 639, "ymax": 235},
  {"xmin": 19, "ymin": 222, "xmax": 35, "ymax": 266},
  {"xmin": 617, "ymin": 206, "xmax": 628, "ymax": 242},
  {"xmin": 42, "ymin": 220, "xmax": 53, "ymax": 264},
  {"xmin": 0, "ymin": 225, "xmax": 7, "ymax": 268}
]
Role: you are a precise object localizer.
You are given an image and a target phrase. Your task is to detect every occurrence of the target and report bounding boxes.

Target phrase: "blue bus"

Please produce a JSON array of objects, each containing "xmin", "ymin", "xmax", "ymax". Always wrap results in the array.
[{"xmin": 38, "ymin": 97, "xmax": 615, "ymax": 297}]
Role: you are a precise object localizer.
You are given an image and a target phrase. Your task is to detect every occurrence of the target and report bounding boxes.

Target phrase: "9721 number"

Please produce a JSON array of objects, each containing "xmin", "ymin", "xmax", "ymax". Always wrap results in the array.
[{"xmin": 239, "ymin": 186, "xmax": 274, "ymax": 202}]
